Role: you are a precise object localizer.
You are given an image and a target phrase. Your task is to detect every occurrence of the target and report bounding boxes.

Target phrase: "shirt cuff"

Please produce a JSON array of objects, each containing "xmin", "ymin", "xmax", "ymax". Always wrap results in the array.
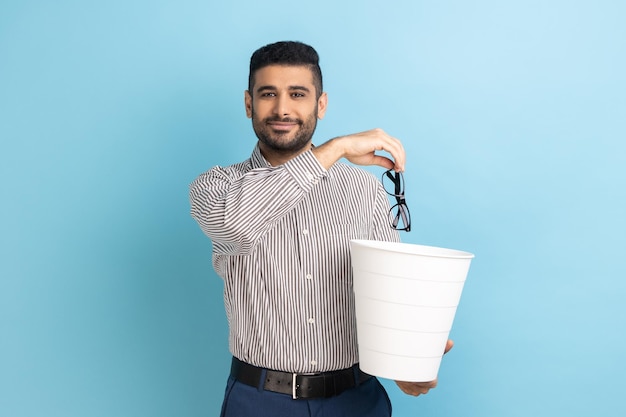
[{"xmin": 283, "ymin": 150, "xmax": 328, "ymax": 192}]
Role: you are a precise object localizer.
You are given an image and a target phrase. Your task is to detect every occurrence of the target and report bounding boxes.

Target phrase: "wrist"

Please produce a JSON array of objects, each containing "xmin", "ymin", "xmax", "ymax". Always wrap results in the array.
[{"xmin": 312, "ymin": 137, "xmax": 344, "ymax": 170}]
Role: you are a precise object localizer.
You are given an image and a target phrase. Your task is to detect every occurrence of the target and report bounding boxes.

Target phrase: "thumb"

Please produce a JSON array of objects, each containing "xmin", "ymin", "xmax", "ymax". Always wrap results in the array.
[{"xmin": 444, "ymin": 339, "xmax": 454, "ymax": 354}]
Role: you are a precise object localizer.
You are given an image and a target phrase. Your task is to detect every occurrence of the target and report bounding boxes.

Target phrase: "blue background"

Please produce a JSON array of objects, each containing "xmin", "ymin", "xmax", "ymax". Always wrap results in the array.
[{"xmin": 1, "ymin": 1, "xmax": 625, "ymax": 416}]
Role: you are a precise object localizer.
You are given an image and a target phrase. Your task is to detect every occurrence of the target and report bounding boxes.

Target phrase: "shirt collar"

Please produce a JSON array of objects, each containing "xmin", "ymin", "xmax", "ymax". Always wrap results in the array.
[
  {"xmin": 249, "ymin": 143, "xmax": 332, "ymax": 178},
  {"xmin": 250, "ymin": 144, "xmax": 272, "ymax": 169}
]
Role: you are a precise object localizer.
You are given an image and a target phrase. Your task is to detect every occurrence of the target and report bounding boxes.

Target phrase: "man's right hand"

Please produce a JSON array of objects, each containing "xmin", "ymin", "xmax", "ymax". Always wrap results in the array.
[{"xmin": 312, "ymin": 128, "xmax": 406, "ymax": 172}]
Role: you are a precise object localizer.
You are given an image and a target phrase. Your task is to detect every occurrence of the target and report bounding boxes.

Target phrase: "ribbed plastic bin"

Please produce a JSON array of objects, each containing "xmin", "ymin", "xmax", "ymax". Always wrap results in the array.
[{"xmin": 349, "ymin": 239, "xmax": 474, "ymax": 382}]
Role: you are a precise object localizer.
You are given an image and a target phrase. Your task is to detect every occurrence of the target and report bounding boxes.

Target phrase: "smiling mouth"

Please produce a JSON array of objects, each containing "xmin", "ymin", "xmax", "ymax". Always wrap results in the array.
[{"xmin": 268, "ymin": 121, "xmax": 299, "ymax": 131}]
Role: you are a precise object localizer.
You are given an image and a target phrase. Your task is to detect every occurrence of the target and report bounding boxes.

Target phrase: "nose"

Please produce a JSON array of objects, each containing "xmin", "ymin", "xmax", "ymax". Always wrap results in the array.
[{"xmin": 273, "ymin": 94, "xmax": 290, "ymax": 117}]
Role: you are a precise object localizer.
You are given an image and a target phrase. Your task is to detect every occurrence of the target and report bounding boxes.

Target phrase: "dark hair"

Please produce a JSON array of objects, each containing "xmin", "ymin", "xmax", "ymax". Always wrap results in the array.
[{"xmin": 248, "ymin": 41, "xmax": 323, "ymax": 97}]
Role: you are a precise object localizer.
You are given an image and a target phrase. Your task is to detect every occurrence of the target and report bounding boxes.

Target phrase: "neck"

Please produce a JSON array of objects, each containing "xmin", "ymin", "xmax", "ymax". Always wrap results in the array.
[{"xmin": 258, "ymin": 141, "xmax": 313, "ymax": 166}]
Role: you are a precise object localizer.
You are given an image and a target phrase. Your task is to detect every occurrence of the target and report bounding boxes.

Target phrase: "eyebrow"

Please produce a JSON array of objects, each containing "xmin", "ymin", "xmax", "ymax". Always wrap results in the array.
[{"xmin": 255, "ymin": 85, "xmax": 311, "ymax": 94}]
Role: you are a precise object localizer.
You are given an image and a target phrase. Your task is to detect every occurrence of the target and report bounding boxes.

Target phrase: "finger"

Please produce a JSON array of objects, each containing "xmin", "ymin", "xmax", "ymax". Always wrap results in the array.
[
  {"xmin": 444, "ymin": 339, "xmax": 454, "ymax": 354},
  {"xmin": 370, "ymin": 129, "xmax": 405, "ymax": 172},
  {"xmin": 411, "ymin": 385, "xmax": 433, "ymax": 396},
  {"xmin": 360, "ymin": 129, "xmax": 405, "ymax": 172},
  {"xmin": 371, "ymin": 154, "xmax": 395, "ymax": 170},
  {"xmin": 420, "ymin": 380, "xmax": 438, "ymax": 390},
  {"xmin": 385, "ymin": 136, "xmax": 405, "ymax": 172},
  {"xmin": 395, "ymin": 379, "xmax": 438, "ymax": 397}
]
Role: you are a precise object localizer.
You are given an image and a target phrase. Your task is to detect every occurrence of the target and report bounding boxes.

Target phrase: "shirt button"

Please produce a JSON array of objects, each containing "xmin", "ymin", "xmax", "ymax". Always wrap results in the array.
[
  {"xmin": 306, "ymin": 274, "xmax": 313, "ymax": 280},
  {"xmin": 305, "ymin": 172, "xmax": 314, "ymax": 181},
  {"xmin": 310, "ymin": 360, "xmax": 317, "ymax": 366},
  {"xmin": 302, "ymin": 229, "xmax": 309, "ymax": 235},
  {"xmin": 307, "ymin": 317, "xmax": 315, "ymax": 324}
]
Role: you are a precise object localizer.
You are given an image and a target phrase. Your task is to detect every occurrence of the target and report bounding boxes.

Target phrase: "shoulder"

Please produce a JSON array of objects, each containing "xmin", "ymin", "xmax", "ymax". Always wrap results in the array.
[
  {"xmin": 190, "ymin": 158, "xmax": 253, "ymax": 189},
  {"xmin": 329, "ymin": 162, "xmax": 381, "ymax": 186}
]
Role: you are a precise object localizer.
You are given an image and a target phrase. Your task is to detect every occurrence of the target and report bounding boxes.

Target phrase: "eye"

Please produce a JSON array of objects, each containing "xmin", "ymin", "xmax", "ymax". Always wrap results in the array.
[
  {"xmin": 291, "ymin": 92, "xmax": 305, "ymax": 98},
  {"xmin": 261, "ymin": 92, "xmax": 276, "ymax": 97}
]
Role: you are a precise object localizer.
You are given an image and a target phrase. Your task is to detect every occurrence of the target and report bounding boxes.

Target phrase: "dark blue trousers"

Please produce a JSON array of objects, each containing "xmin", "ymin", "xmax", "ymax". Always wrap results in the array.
[{"xmin": 220, "ymin": 375, "xmax": 392, "ymax": 417}]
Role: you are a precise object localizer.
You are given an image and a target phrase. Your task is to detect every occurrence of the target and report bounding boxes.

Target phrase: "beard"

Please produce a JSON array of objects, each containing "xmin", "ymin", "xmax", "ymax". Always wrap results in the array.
[{"xmin": 251, "ymin": 106, "xmax": 319, "ymax": 154}]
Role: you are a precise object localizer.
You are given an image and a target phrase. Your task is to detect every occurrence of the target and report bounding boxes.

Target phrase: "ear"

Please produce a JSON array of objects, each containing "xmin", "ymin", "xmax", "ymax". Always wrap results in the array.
[
  {"xmin": 317, "ymin": 92, "xmax": 328, "ymax": 120},
  {"xmin": 244, "ymin": 90, "xmax": 252, "ymax": 118}
]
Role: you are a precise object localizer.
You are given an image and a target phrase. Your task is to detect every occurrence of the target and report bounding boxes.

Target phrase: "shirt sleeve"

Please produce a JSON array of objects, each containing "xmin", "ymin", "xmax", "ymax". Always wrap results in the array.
[{"xmin": 189, "ymin": 150, "xmax": 327, "ymax": 255}]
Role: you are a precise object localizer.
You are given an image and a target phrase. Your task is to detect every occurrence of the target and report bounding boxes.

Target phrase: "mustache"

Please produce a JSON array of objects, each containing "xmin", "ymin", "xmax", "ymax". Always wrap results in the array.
[{"xmin": 264, "ymin": 116, "xmax": 302, "ymax": 124}]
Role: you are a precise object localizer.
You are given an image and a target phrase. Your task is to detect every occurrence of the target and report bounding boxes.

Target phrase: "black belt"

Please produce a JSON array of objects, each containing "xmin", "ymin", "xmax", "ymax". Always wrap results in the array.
[{"xmin": 230, "ymin": 357, "xmax": 372, "ymax": 400}]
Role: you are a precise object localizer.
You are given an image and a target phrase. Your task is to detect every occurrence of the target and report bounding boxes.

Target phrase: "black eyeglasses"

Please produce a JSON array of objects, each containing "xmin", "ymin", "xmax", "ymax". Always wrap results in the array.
[{"xmin": 382, "ymin": 169, "xmax": 411, "ymax": 232}]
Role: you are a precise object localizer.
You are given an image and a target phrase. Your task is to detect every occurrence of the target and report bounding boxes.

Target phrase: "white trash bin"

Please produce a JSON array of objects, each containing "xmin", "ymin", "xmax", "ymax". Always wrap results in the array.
[{"xmin": 349, "ymin": 239, "xmax": 474, "ymax": 382}]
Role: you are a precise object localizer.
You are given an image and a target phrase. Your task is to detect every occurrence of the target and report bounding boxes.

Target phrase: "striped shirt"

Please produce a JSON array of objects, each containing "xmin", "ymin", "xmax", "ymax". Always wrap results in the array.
[{"xmin": 189, "ymin": 145, "xmax": 399, "ymax": 373}]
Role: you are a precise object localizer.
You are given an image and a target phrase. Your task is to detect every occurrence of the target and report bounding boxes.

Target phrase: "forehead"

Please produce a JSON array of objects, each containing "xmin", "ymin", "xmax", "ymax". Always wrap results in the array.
[{"xmin": 251, "ymin": 65, "xmax": 315, "ymax": 90}]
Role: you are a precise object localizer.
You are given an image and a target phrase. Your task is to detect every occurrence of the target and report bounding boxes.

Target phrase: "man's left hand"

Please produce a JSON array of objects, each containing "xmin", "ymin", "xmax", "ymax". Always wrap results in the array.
[{"xmin": 394, "ymin": 339, "xmax": 454, "ymax": 396}]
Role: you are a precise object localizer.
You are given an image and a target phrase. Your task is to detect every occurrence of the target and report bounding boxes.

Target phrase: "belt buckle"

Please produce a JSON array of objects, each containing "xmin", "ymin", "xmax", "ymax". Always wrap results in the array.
[{"xmin": 292, "ymin": 372, "xmax": 317, "ymax": 400}]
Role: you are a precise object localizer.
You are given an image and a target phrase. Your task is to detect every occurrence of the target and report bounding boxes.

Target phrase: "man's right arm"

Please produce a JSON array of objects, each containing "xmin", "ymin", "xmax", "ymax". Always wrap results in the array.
[{"xmin": 189, "ymin": 151, "xmax": 326, "ymax": 255}]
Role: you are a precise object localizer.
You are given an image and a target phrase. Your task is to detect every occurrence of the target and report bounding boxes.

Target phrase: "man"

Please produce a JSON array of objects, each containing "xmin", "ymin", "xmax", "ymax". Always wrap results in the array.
[{"xmin": 190, "ymin": 41, "xmax": 452, "ymax": 417}]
